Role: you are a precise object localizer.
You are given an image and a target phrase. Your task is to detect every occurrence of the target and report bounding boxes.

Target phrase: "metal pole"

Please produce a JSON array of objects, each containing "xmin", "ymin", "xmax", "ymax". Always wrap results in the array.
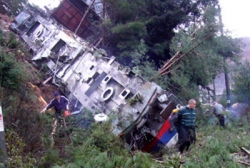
[{"xmin": 0, "ymin": 103, "xmax": 7, "ymax": 164}]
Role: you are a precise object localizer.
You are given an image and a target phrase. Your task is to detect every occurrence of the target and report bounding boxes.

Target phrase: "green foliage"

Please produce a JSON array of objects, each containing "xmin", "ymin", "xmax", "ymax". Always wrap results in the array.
[
  {"xmin": 104, "ymin": 0, "xmax": 243, "ymax": 102},
  {"xmin": 4, "ymin": 85, "xmax": 249, "ymax": 168},
  {"xmin": 0, "ymin": 30, "xmax": 6, "ymax": 46},
  {"xmin": 112, "ymin": 21, "xmax": 147, "ymax": 38},
  {"xmin": 0, "ymin": 49, "xmax": 27, "ymax": 90},
  {"xmin": 0, "ymin": 27, "xmax": 53, "ymax": 166},
  {"xmin": 129, "ymin": 39, "xmax": 159, "ymax": 80},
  {"xmin": 216, "ymin": 36, "xmax": 243, "ymax": 60},
  {"xmin": 39, "ymin": 149, "xmax": 65, "ymax": 168},
  {"xmin": 177, "ymin": 105, "xmax": 250, "ymax": 168},
  {"xmin": 40, "ymin": 122, "xmax": 163, "ymax": 168},
  {"xmin": 232, "ymin": 61, "xmax": 250, "ymax": 102},
  {"xmin": 1, "ymin": 83, "xmax": 57, "ymax": 167},
  {"xmin": 6, "ymin": 32, "xmax": 21, "ymax": 49},
  {"xmin": 181, "ymin": 122, "xmax": 250, "ymax": 168},
  {"xmin": 157, "ymin": 2, "xmax": 241, "ymax": 101},
  {"xmin": 104, "ymin": 0, "xmax": 216, "ymax": 65},
  {"xmin": 5, "ymin": 130, "xmax": 36, "ymax": 168},
  {"xmin": 129, "ymin": 93, "xmax": 144, "ymax": 106},
  {"xmin": 0, "ymin": 30, "xmax": 30, "ymax": 90}
]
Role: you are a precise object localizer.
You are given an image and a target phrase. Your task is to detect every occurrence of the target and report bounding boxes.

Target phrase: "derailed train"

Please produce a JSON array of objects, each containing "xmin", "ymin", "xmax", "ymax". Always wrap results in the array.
[{"xmin": 11, "ymin": 5, "xmax": 182, "ymax": 153}]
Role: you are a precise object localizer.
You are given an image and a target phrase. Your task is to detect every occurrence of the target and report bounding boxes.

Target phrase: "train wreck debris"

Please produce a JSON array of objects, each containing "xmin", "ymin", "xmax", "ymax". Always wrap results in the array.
[{"xmin": 11, "ymin": 4, "xmax": 182, "ymax": 152}]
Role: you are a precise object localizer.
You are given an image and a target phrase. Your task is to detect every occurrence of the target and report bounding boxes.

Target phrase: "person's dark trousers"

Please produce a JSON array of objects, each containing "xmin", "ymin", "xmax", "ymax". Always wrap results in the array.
[
  {"xmin": 178, "ymin": 125, "xmax": 196, "ymax": 153},
  {"xmin": 55, "ymin": 110, "xmax": 63, "ymax": 124},
  {"xmin": 216, "ymin": 114, "xmax": 225, "ymax": 127}
]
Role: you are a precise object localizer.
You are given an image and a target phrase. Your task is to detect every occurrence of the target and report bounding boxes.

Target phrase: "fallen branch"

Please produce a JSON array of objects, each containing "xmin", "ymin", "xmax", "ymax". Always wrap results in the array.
[
  {"xmin": 42, "ymin": 76, "xmax": 52, "ymax": 85},
  {"xmin": 94, "ymin": 37, "xmax": 103, "ymax": 47},
  {"xmin": 235, "ymin": 145, "xmax": 240, "ymax": 150},
  {"xmin": 236, "ymin": 160, "xmax": 250, "ymax": 167},
  {"xmin": 160, "ymin": 51, "xmax": 180, "ymax": 72},
  {"xmin": 150, "ymin": 33, "xmax": 214, "ymax": 81},
  {"xmin": 241, "ymin": 147, "xmax": 250, "ymax": 155},
  {"xmin": 152, "ymin": 159, "xmax": 164, "ymax": 164},
  {"xmin": 74, "ymin": 0, "xmax": 96, "ymax": 35},
  {"xmin": 160, "ymin": 64, "xmax": 180, "ymax": 76}
]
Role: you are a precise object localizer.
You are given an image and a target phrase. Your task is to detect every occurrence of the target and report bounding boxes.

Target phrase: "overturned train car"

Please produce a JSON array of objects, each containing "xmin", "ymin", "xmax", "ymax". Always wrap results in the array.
[{"xmin": 11, "ymin": 6, "xmax": 182, "ymax": 152}]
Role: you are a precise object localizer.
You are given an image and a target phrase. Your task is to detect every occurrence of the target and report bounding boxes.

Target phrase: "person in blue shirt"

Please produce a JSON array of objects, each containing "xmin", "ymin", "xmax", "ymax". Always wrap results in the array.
[{"xmin": 41, "ymin": 91, "xmax": 69, "ymax": 122}]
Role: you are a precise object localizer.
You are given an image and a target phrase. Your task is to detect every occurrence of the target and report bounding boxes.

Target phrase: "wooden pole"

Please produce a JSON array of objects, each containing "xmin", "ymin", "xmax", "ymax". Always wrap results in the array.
[
  {"xmin": 74, "ymin": 0, "xmax": 96, "ymax": 35},
  {"xmin": 95, "ymin": 37, "xmax": 103, "ymax": 47},
  {"xmin": 101, "ymin": 0, "xmax": 105, "ymax": 48},
  {"xmin": 42, "ymin": 76, "xmax": 52, "ymax": 85}
]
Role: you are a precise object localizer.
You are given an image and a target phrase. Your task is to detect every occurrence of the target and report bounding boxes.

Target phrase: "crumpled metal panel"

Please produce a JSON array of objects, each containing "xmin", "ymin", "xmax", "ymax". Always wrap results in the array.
[{"xmin": 14, "ymin": 11, "xmax": 31, "ymax": 26}]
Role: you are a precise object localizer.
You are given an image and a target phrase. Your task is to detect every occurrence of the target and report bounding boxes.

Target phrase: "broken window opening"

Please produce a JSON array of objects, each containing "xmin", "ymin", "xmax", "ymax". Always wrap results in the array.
[
  {"xmin": 121, "ymin": 91, "xmax": 128, "ymax": 97},
  {"xmin": 90, "ymin": 65, "xmax": 95, "ymax": 70},
  {"xmin": 104, "ymin": 76, "xmax": 109, "ymax": 82},
  {"xmin": 92, "ymin": 72, "xmax": 100, "ymax": 80},
  {"xmin": 29, "ymin": 48, "xmax": 34, "ymax": 54},
  {"xmin": 86, "ymin": 78, "xmax": 92, "ymax": 84},
  {"xmin": 104, "ymin": 76, "xmax": 111, "ymax": 82},
  {"xmin": 51, "ymin": 39, "xmax": 66, "ymax": 54},
  {"xmin": 119, "ymin": 88, "xmax": 131, "ymax": 100},
  {"xmin": 103, "ymin": 89, "xmax": 112, "ymax": 99},
  {"xmin": 59, "ymin": 55, "xmax": 69, "ymax": 63},
  {"xmin": 26, "ymin": 21, "xmax": 40, "ymax": 37}
]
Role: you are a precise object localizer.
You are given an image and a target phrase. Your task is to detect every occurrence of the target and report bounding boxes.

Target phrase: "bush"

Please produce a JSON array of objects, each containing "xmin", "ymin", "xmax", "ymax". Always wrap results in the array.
[
  {"xmin": 181, "ymin": 122, "xmax": 250, "ymax": 168},
  {"xmin": 41, "ymin": 122, "xmax": 165, "ymax": 168},
  {"xmin": 5, "ymin": 130, "xmax": 36, "ymax": 168},
  {"xmin": 0, "ymin": 49, "xmax": 28, "ymax": 90}
]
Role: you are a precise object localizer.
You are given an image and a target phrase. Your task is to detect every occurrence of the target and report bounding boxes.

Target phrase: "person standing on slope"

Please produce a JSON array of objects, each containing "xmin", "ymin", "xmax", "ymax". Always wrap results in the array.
[
  {"xmin": 212, "ymin": 101, "xmax": 225, "ymax": 128},
  {"xmin": 175, "ymin": 99, "xmax": 197, "ymax": 154},
  {"xmin": 41, "ymin": 91, "xmax": 69, "ymax": 123}
]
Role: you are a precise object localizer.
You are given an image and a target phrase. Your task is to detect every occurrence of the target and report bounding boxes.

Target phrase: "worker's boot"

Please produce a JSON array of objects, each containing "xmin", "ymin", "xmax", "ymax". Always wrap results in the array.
[{"xmin": 58, "ymin": 116, "xmax": 63, "ymax": 125}]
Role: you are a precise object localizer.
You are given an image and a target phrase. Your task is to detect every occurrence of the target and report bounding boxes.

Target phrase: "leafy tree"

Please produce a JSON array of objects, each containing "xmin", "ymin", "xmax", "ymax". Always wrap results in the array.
[
  {"xmin": 154, "ymin": 1, "xmax": 242, "ymax": 101},
  {"xmin": 104, "ymin": 0, "xmax": 217, "ymax": 66},
  {"xmin": 232, "ymin": 61, "xmax": 250, "ymax": 102},
  {"xmin": 103, "ymin": 0, "xmax": 244, "ymax": 101}
]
